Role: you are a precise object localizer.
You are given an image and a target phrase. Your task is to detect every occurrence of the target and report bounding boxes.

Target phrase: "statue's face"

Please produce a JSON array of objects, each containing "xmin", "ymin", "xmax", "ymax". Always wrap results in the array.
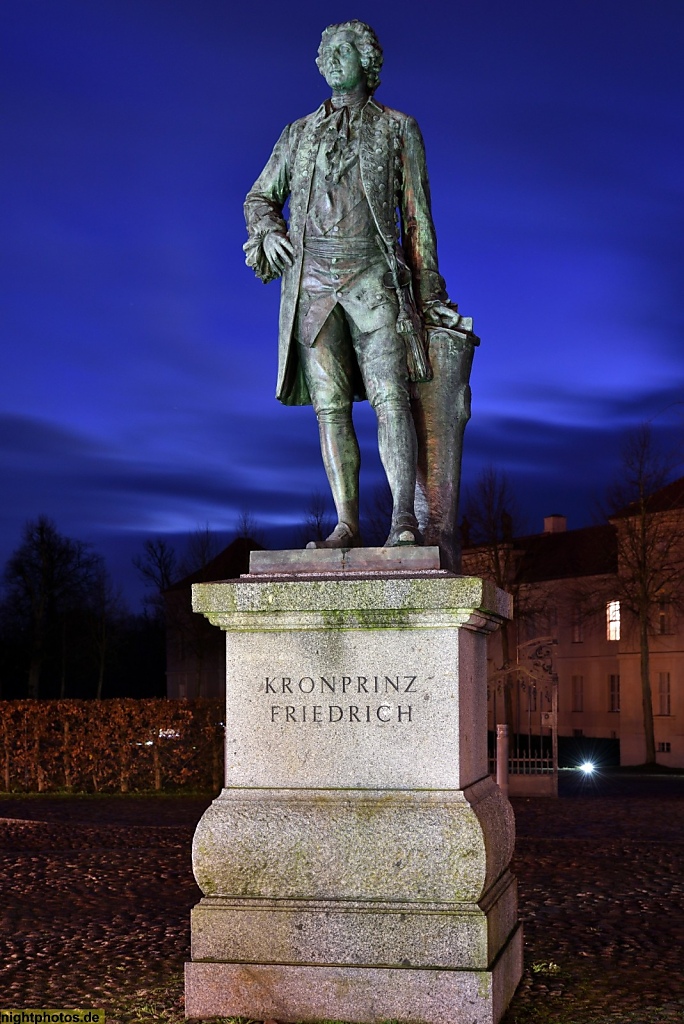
[{"xmin": 319, "ymin": 30, "xmax": 366, "ymax": 92}]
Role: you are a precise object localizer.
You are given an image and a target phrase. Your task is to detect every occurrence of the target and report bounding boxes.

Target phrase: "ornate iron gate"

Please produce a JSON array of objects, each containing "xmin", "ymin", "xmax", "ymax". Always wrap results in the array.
[{"xmin": 488, "ymin": 637, "xmax": 559, "ymax": 796}]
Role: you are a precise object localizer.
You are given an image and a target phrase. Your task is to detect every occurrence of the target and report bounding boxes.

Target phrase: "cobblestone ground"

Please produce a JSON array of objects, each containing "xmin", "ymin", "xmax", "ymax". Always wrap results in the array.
[
  {"xmin": 0, "ymin": 775, "xmax": 682, "ymax": 1024},
  {"xmin": 503, "ymin": 772, "xmax": 684, "ymax": 1024}
]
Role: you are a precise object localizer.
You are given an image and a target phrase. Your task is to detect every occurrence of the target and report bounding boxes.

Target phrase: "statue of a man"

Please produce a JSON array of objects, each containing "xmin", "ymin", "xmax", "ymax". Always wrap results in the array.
[{"xmin": 244, "ymin": 20, "xmax": 463, "ymax": 549}]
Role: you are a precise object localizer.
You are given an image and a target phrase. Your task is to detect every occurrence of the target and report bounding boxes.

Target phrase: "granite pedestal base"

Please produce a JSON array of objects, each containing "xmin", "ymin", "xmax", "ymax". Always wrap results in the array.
[
  {"xmin": 185, "ymin": 931, "xmax": 523, "ymax": 1024},
  {"xmin": 186, "ymin": 561, "xmax": 521, "ymax": 1023}
]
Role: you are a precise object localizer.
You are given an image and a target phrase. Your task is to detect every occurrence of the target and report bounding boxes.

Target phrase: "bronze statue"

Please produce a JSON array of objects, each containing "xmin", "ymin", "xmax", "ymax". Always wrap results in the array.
[{"xmin": 245, "ymin": 20, "xmax": 477, "ymax": 564}]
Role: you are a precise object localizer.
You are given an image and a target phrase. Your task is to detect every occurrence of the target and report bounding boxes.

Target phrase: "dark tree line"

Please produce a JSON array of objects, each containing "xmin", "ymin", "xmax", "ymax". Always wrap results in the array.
[
  {"xmin": 0, "ymin": 500, "xmax": 342, "ymax": 701},
  {"xmin": 0, "ymin": 516, "xmax": 167, "ymax": 700}
]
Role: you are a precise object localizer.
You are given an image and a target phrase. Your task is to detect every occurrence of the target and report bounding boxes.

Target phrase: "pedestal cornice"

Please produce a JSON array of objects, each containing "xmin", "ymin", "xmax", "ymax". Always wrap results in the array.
[{"xmin": 192, "ymin": 574, "xmax": 511, "ymax": 634}]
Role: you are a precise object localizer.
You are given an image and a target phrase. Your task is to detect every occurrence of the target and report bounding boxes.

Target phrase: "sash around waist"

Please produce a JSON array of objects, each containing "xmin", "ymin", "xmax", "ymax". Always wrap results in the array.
[{"xmin": 303, "ymin": 235, "xmax": 383, "ymax": 260}]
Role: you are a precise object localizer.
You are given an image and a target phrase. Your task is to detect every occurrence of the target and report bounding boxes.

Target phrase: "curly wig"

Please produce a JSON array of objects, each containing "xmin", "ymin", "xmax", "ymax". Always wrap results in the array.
[{"xmin": 316, "ymin": 20, "xmax": 383, "ymax": 93}]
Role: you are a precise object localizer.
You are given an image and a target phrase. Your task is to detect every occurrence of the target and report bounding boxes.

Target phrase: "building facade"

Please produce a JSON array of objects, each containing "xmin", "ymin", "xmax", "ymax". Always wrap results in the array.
[
  {"xmin": 165, "ymin": 537, "xmax": 259, "ymax": 700},
  {"xmin": 462, "ymin": 480, "xmax": 684, "ymax": 767}
]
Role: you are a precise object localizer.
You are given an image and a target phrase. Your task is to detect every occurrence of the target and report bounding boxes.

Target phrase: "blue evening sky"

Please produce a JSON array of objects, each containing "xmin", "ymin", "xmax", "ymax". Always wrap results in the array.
[{"xmin": 2, "ymin": 0, "xmax": 683, "ymax": 602}]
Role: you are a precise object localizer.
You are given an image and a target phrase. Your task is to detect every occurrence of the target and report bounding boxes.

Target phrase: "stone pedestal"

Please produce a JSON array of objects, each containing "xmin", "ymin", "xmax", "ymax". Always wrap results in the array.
[{"xmin": 185, "ymin": 555, "xmax": 521, "ymax": 1024}]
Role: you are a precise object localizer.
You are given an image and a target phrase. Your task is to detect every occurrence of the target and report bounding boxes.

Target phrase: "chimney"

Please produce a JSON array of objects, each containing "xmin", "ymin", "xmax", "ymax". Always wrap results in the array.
[{"xmin": 543, "ymin": 514, "xmax": 567, "ymax": 534}]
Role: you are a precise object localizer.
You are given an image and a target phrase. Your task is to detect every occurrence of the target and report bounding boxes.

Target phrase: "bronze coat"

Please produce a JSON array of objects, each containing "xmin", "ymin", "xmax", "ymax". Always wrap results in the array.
[{"xmin": 244, "ymin": 98, "xmax": 447, "ymax": 406}]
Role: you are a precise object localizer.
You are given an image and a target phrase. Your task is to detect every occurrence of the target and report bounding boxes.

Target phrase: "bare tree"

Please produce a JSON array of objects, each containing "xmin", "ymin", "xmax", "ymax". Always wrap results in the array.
[
  {"xmin": 3, "ymin": 516, "xmax": 102, "ymax": 698},
  {"xmin": 235, "ymin": 509, "xmax": 265, "ymax": 546},
  {"xmin": 133, "ymin": 537, "xmax": 178, "ymax": 619},
  {"xmin": 605, "ymin": 424, "xmax": 684, "ymax": 764},
  {"xmin": 178, "ymin": 523, "xmax": 224, "ymax": 580},
  {"xmin": 298, "ymin": 492, "xmax": 335, "ymax": 547},
  {"xmin": 462, "ymin": 467, "xmax": 521, "ymax": 587},
  {"xmin": 461, "ymin": 467, "xmax": 534, "ymax": 731},
  {"xmin": 85, "ymin": 564, "xmax": 127, "ymax": 699},
  {"xmin": 57, "ymin": 550, "xmax": 110, "ymax": 699},
  {"xmin": 362, "ymin": 482, "xmax": 393, "ymax": 547}
]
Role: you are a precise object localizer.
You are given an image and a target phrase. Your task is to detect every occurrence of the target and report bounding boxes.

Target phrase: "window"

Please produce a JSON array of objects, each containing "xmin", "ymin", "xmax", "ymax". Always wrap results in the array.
[
  {"xmin": 572, "ymin": 606, "xmax": 584, "ymax": 643},
  {"xmin": 657, "ymin": 742, "xmax": 671, "ymax": 753},
  {"xmin": 658, "ymin": 601, "xmax": 672, "ymax": 635},
  {"xmin": 573, "ymin": 728, "xmax": 584, "ymax": 738},
  {"xmin": 658, "ymin": 672, "xmax": 671, "ymax": 716},
  {"xmin": 607, "ymin": 601, "xmax": 621, "ymax": 641},
  {"xmin": 571, "ymin": 675, "xmax": 584, "ymax": 712},
  {"xmin": 609, "ymin": 674, "xmax": 620, "ymax": 712}
]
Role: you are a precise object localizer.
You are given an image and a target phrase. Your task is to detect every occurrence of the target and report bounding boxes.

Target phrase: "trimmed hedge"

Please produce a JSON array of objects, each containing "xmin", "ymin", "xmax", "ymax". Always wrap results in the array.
[{"xmin": 0, "ymin": 699, "xmax": 224, "ymax": 792}]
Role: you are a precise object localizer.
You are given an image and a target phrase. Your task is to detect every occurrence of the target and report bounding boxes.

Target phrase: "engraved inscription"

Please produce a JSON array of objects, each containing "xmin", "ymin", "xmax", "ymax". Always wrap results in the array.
[
  {"xmin": 270, "ymin": 703, "xmax": 413, "ymax": 724},
  {"xmin": 265, "ymin": 675, "xmax": 418, "ymax": 694},
  {"xmin": 262, "ymin": 674, "xmax": 424, "ymax": 724}
]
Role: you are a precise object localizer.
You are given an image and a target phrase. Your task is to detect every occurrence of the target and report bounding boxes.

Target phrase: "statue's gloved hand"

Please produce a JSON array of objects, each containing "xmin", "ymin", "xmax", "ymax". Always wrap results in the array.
[
  {"xmin": 422, "ymin": 299, "xmax": 461, "ymax": 329},
  {"xmin": 262, "ymin": 232, "xmax": 294, "ymax": 275}
]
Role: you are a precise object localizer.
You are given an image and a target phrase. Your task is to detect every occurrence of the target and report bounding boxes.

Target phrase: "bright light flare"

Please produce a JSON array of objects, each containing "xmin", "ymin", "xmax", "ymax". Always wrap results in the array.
[{"xmin": 579, "ymin": 761, "xmax": 595, "ymax": 774}]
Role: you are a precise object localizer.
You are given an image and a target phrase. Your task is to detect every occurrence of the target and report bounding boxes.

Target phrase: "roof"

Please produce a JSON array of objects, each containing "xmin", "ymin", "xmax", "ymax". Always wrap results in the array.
[
  {"xmin": 460, "ymin": 479, "xmax": 684, "ymax": 586},
  {"xmin": 611, "ymin": 475, "xmax": 684, "ymax": 519},
  {"xmin": 165, "ymin": 536, "xmax": 262, "ymax": 592},
  {"xmin": 462, "ymin": 522, "xmax": 618, "ymax": 585},
  {"xmin": 514, "ymin": 523, "xmax": 617, "ymax": 583}
]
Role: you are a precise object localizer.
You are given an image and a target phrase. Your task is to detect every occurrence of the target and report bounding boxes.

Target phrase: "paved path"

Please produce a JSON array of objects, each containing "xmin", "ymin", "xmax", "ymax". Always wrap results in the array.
[{"xmin": 0, "ymin": 775, "xmax": 682, "ymax": 1023}]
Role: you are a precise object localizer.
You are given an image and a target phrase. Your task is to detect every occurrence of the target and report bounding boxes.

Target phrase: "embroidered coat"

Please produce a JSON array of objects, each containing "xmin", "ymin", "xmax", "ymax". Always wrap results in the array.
[{"xmin": 244, "ymin": 97, "xmax": 448, "ymax": 406}]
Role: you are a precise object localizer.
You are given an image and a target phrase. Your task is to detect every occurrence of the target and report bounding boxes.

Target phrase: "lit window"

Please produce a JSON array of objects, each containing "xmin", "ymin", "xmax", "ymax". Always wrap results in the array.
[
  {"xmin": 658, "ymin": 672, "xmax": 671, "ymax": 716},
  {"xmin": 609, "ymin": 674, "xmax": 620, "ymax": 712},
  {"xmin": 571, "ymin": 675, "xmax": 584, "ymax": 712},
  {"xmin": 607, "ymin": 601, "xmax": 620, "ymax": 641}
]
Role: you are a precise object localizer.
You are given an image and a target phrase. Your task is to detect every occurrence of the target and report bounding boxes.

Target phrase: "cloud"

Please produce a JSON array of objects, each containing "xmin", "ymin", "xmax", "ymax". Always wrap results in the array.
[{"xmin": 2, "ymin": 0, "xmax": 683, "ymax": 603}]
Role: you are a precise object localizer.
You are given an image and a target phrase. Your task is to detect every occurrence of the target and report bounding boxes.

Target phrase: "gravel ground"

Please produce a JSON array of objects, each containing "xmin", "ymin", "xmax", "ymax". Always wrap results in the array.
[{"xmin": 0, "ymin": 774, "xmax": 682, "ymax": 1024}]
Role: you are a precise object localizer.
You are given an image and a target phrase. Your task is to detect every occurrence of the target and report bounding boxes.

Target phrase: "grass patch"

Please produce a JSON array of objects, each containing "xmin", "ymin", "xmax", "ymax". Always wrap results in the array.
[
  {"xmin": 108, "ymin": 976, "xmax": 247, "ymax": 1024},
  {"xmin": 112, "ymin": 979, "xmax": 410, "ymax": 1024},
  {"xmin": 530, "ymin": 961, "xmax": 561, "ymax": 975}
]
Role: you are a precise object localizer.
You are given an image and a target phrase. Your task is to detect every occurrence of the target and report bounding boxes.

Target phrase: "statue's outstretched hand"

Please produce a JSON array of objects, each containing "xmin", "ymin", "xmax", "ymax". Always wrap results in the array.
[{"xmin": 263, "ymin": 232, "xmax": 294, "ymax": 275}]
